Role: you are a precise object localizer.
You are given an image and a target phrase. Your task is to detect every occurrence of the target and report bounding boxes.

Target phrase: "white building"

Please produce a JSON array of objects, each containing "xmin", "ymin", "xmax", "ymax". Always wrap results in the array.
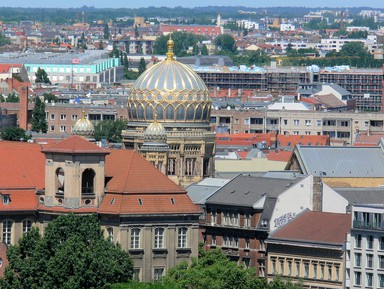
[
  {"xmin": 345, "ymin": 205, "xmax": 384, "ymax": 289},
  {"xmin": 280, "ymin": 23, "xmax": 296, "ymax": 32},
  {"xmin": 236, "ymin": 20, "xmax": 259, "ymax": 30}
]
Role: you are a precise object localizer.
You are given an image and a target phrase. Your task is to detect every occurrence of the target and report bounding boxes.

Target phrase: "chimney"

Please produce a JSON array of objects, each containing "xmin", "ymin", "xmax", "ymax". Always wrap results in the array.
[
  {"xmin": 312, "ymin": 175, "xmax": 323, "ymax": 212},
  {"xmin": 19, "ymin": 86, "xmax": 28, "ymax": 130}
]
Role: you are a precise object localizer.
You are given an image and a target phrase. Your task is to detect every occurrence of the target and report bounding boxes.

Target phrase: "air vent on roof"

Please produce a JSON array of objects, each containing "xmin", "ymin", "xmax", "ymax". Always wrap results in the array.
[
  {"xmin": 110, "ymin": 198, "xmax": 115, "ymax": 205},
  {"xmin": 170, "ymin": 198, "xmax": 175, "ymax": 205},
  {"xmin": 138, "ymin": 198, "xmax": 143, "ymax": 205}
]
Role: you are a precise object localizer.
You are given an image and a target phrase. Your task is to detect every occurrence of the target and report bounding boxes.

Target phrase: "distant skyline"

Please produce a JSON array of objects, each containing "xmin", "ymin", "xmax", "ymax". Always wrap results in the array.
[{"xmin": 2, "ymin": 0, "xmax": 384, "ymax": 9}]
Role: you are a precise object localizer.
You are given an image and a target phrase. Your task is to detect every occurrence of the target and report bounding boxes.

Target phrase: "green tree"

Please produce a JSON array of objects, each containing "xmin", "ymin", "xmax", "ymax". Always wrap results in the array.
[
  {"xmin": 215, "ymin": 34, "xmax": 237, "ymax": 54},
  {"xmin": 138, "ymin": 57, "xmax": 146, "ymax": 75},
  {"xmin": 104, "ymin": 24, "xmax": 110, "ymax": 40},
  {"xmin": 201, "ymin": 44, "xmax": 209, "ymax": 55},
  {"xmin": 43, "ymin": 92, "xmax": 58, "ymax": 103},
  {"xmin": 94, "ymin": 119, "xmax": 127, "ymax": 143},
  {"xmin": 192, "ymin": 43, "xmax": 199, "ymax": 55},
  {"xmin": 0, "ymin": 214, "xmax": 133, "ymax": 289},
  {"xmin": 6, "ymin": 93, "xmax": 19, "ymax": 103},
  {"xmin": 0, "ymin": 127, "xmax": 30, "ymax": 141},
  {"xmin": 35, "ymin": 67, "xmax": 51, "ymax": 84},
  {"xmin": 123, "ymin": 54, "xmax": 129, "ymax": 68},
  {"xmin": 153, "ymin": 32, "xmax": 204, "ymax": 56},
  {"xmin": 31, "ymin": 96, "xmax": 48, "ymax": 133},
  {"xmin": 134, "ymin": 25, "xmax": 139, "ymax": 38},
  {"xmin": 0, "ymin": 33, "xmax": 11, "ymax": 46}
]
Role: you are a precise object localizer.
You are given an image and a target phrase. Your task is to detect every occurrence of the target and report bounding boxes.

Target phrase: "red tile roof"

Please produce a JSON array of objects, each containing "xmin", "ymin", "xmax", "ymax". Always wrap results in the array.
[
  {"xmin": 105, "ymin": 150, "xmax": 185, "ymax": 194},
  {"xmin": 99, "ymin": 193, "xmax": 201, "ymax": 215},
  {"xmin": 0, "ymin": 141, "xmax": 45, "ymax": 190},
  {"xmin": 0, "ymin": 190, "xmax": 38, "ymax": 211},
  {"xmin": 270, "ymin": 211, "xmax": 351, "ymax": 244},
  {"xmin": 266, "ymin": 150, "xmax": 292, "ymax": 162},
  {"xmin": 277, "ymin": 135, "xmax": 330, "ymax": 147},
  {"xmin": 42, "ymin": 136, "xmax": 109, "ymax": 154}
]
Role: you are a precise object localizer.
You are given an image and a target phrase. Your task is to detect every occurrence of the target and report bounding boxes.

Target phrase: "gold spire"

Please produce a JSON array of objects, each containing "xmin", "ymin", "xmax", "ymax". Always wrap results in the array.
[
  {"xmin": 166, "ymin": 33, "xmax": 174, "ymax": 60},
  {"xmin": 154, "ymin": 112, "xmax": 158, "ymax": 123},
  {"xmin": 81, "ymin": 110, "xmax": 86, "ymax": 120}
]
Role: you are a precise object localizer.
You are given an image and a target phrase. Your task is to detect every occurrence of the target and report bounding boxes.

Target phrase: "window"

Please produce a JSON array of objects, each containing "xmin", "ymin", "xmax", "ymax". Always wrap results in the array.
[
  {"xmin": 60, "ymin": 125, "xmax": 66, "ymax": 132},
  {"xmin": 271, "ymin": 259, "xmax": 276, "ymax": 274},
  {"xmin": 50, "ymin": 114, "xmax": 55, "ymax": 120},
  {"xmin": 244, "ymin": 214, "xmax": 251, "ymax": 227},
  {"xmin": 2, "ymin": 220, "xmax": 12, "ymax": 245},
  {"xmin": 335, "ymin": 266, "xmax": 339, "ymax": 281},
  {"xmin": 243, "ymin": 258, "xmax": 250, "ymax": 269},
  {"xmin": 185, "ymin": 158, "xmax": 196, "ymax": 176},
  {"xmin": 313, "ymin": 264, "xmax": 317, "ymax": 279},
  {"xmin": 167, "ymin": 159, "xmax": 176, "ymax": 175},
  {"xmin": 153, "ymin": 268, "xmax": 164, "ymax": 281},
  {"xmin": 304, "ymin": 263, "xmax": 309, "ymax": 278},
  {"xmin": 287, "ymin": 261, "xmax": 292, "ymax": 276},
  {"xmin": 295, "ymin": 262, "xmax": 300, "ymax": 277},
  {"xmin": 280, "ymin": 260, "xmax": 284, "ymax": 274},
  {"xmin": 379, "ymin": 274, "xmax": 384, "ymax": 288},
  {"xmin": 317, "ymin": 120, "xmax": 322, "ymax": 126},
  {"xmin": 293, "ymin": 131, "xmax": 299, "ymax": 135},
  {"xmin": 50, "ymin": 125, "xmax": 55, "ymax": 131},
  {"xmin": 367, "ymin": 273, "xmax": 373, "ymax": 287},
  {"xmin": 354, "ymin": 272, "xmax": 361, "ymax": 286},
  {"xmin": 320, "ymin": 265, "xmax": 324, "ymax": 279},
  {"xmin": 327, "ymin": 265, "xmax": 332, "ymax": 280},
  {"xmin": 367, "ymin": 235, "xmax": 373, "ymax": 249},
  {"xmin": 178, "ymin": 227, "xmax": 187, "ymax": 248},
  {"xmin": 130, "ymin": 228, "xmax": 140, "ymax": 249},
  {"xmin": 356, "ymin": 234, "xmax": 362, "ymax": 248},
  {"xmin": 107, "ymin": 227, "xmax": 113, "ymax": 242},
  {"xmin": 154, "ymin": 228, "xmax": 164, "ymax": 248},
  {"xmin": 245, "ymin": 238, "xmax": 250, "ymax": 249},
  {"xmin": 380, "ymin": 237, "xmax": 384, "ymax": 251},
  {"xmin": 72, "ymin": 115, "xmax": 78, "ymax": 121},
  {"xmin": 379, "ymin": 255, "xmax": 384, "ymax": 269},
  {"xmin": 210, "ymin": 211, "xmax": 217, "ymax": 225},
  {"xmin": 132, "ymin": 268, "xmax": 141, "ymax": 281},
  {"xmin": 258, "ymin": 260, "xmax": 265, "ymax": 277},
  {"xmin": 293, "ymin": 119, "xmax": 300, "ymax": 126},
  {"xmin": 2, "ymin": 195, "xmax": 10, "ymax": 204},
  {"xmin": 367, "ymin": 254, "xmax": 373, "ymax": 268},
  {"xmin": 283, "ymin": 119, "xmax": 288, "ymax": 125},
  {"xmin": 211, "ymin": 235, "xmax": 216, "ymax": 246},
  {"xmin": 305, "ymin": 120, "xmax": 311, "ymax": 126},
  {"xmin": 23, "ymin": 220, "xmax": 32, "ymax": 234},
  {"xmin": 355, "ymin": 253, "xmax": 361, "ymax": 267}
]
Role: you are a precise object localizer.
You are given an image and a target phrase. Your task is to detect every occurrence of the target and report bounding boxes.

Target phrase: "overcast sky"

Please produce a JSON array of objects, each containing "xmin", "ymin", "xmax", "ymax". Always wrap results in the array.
[{"xmin": 2, "ymin": 0, "xmax": 384, "ymax": 9}]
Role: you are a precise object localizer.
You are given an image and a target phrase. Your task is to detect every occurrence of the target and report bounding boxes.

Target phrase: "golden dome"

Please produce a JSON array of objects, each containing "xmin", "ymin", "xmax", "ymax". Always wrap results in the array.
[
  {"xmin": 73, "ymin": 111, "xmax": 94, "ymax": 136},
  {"xmin": 128, "ymin": 37, "xmax": 211, "ymax": 123},
  {"xmin": 144, "ymin": 118, "xmax": 167, "ymax": 144}
]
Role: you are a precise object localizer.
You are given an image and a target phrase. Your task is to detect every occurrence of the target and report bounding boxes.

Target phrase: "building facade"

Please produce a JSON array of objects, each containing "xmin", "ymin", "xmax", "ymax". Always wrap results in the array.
[{"xmin": 345, "ymin": 205, "xmax": 384, "ymax": 289}]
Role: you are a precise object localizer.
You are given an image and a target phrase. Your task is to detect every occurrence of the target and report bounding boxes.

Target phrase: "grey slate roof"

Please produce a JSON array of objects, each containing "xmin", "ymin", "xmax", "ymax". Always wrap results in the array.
[
  {"xmin": 186, "ymin": 178, "xmax": 230, "ymax": 205},
  {"xmin": 334, "ymin": 188, "xmax": 384, "ymax": 206},
  {"xmin": 291, "ymin": 145, "xmax": 384, "ymax": 177},
  {"xmin": 206, "ymin": 174, "xmax": 305, "ymax": 207}
]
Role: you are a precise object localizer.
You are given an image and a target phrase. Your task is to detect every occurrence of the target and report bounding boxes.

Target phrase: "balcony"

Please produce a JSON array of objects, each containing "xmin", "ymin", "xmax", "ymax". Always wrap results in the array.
[{"xmin": 353, "ymin": 220, "xmax": 384, "ymax": 231}]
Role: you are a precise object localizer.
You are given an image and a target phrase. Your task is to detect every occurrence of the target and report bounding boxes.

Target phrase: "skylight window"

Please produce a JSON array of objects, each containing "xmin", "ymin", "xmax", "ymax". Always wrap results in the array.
[
  {"xmin": 138, "ymin": 198, "xmax": 143, "ymax": 205},
  {"xmin": 2, "ymin": 195, "xmax": 10, "ymax": 205},
  {"xmin": 170, "ymin": 198, "xmax": 175, "ymax": 205}
]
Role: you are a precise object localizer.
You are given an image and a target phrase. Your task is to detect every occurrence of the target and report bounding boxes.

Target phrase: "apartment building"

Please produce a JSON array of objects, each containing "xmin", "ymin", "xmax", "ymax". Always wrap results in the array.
[
  {"xmin": 345, "ymin": 205, "xmax": 384, "ymax": 289},
  {"xmin": 196, "ymin": 68, "xmax": 384, "ymax": 111},
  {"xmin": 211, "ymin": 109, "xmax": 384, "ymax": 145}
]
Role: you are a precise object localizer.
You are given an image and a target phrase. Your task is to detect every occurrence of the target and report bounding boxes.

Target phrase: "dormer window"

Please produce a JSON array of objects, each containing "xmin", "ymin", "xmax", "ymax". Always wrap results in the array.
[{"xmin": 2, "ymin": 194, "xmax": 10, "ymax": 204}]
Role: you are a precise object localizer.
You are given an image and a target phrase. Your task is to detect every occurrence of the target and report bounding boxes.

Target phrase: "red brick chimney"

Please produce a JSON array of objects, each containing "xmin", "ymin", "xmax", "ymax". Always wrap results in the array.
[{"xmin": 19, "ymin": 86, "xmax": 28, "ymax": 130}]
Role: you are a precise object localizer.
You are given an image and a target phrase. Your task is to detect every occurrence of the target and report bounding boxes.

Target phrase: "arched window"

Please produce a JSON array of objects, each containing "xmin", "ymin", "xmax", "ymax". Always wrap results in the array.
[
  {"xmin": 55, "ymin": 168, "xmax": 65, "ymax": 194},
  {"xmin": 178, "ymin": 227, "xmax": 188, "ymax": 248},
  {"xmin": 82, "ymin": 169, "xmax": 95, "ymax": 195},
  {"xmin": 131, "ymin": 228, "xmax": 141, "ymax": 249},
  {"xmin": 154, "ymin": 228, "xmax": 164, "ymax": 248},
  {"xmin": 2, "ymin": 220, "xmax": 13, "ymax": 245}
]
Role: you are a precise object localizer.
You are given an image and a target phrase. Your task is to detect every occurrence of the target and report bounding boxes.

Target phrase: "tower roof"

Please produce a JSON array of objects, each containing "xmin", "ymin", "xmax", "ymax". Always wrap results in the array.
[{"xmin": 42, "ymin": 135, "xmax": 109, "ymax": 154}]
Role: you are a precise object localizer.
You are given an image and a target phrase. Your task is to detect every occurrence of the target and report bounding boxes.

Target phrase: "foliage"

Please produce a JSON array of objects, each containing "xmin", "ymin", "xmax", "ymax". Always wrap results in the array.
[
  {"xmin": 104, "ymin": 24, "xmax": 110, "ymax": 40},
  {"xmin": 112, "ymin": 282, "xmax": 179, "ymax": 289},
  {"xmin": 35, "ymin": 67, "xmax": 51, "ymax": 84},
  {"xmin": 43, "ymin": 93, "xmax": 58, "ymax": 103},
  {"xmin": 0, "ymin": 93, "xmax": 19, "ymax": 103},
  {"xmin": 232, "ymin": 50, "xmax": 271, "ymax": 66},
  {"xmin": 138, "ymin": 57, "xmax": 147, "ymax": 75},
  {"xmin": 94, "ymin": 119, "xmax": 127, "ymax": 143},
  {"xmin": 347, "ymin": 30, "xmax": 368, "ymax": 39},
  {"xmin": 0, "ymin": 214, "xmax": 133, "ymax": 289},
  {"xmin": 153, "ymin": 32, "xmax": 204, "ymax": 56},
  {"xmin": 0, "ymin": 127, "xmax": 30, "ymax": 141},
  {"xmin": 109, "ymin": 42, "xmax": 120, "ymax": 58},
  {"xmin": 287, "ymin": 48, "xmax": 319, "ymax": 57},
  {"xmin": 201, "ymin": 44, "xmax": 209, "ymax": 55},
  {"xmin": 215, "ymin": 34, "xmax": 237, "ymax": 54},
  {"xmin": 349, "ymin": 16, "xmax": 377, "ymax": 30},
  {"xmin": 31, "ymin": 96, "xmax": 48, "ymax": 133},
  {"xmin": 0, "ymin": 33, "xmax": 11, "ymax": 46}
]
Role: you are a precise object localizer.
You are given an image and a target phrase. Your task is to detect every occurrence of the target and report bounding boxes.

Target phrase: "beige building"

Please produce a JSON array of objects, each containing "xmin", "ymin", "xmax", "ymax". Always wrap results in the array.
[
  {"xmin": 267, "ymin": 211, "xmax": 351, "ymax": 289},
  {"xmin": 122, "ymin": 38, "xmax": 216, "ymax": 187}
]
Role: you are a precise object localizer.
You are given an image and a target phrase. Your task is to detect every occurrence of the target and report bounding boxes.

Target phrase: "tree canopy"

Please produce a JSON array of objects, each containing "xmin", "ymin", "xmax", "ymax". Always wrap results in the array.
[
  {"xmin": 0, "ymin": 33, "xmax": 11, "ymax": 46},
  {"xmin": 215, "ymin": 34, "xmax": 237, "ymax": 54},
  {"xmin": 0, "ymin": 214, "xmax": 133, "ymax": 289},
  {"xmin": 35, "ymin": 67, "xmax": 51, "ymax": 84},
  {"xmin": 0, "ymin": 127, "xmax": 30, "ymax": 141},
  {"xmin": 153, "ymin": 32, "xmax": 204, "ymax": 56},
  {"xmin": 94, "ymin": 119, "xmax": 127, "ymax": 143},
  {"xmin": 31, "ymin": 96, "xmax": 48, "ymax": 133}
]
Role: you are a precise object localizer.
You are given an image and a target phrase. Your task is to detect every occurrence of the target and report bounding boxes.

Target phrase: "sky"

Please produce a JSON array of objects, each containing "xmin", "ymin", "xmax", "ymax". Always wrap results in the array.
[{"xmin": 2, "ymin": 0, "xmax": 384, "ymax": 9}]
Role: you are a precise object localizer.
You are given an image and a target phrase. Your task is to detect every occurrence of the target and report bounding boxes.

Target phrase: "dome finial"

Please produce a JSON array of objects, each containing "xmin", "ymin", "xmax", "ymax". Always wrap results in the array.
[
  {"xmin": 166, "ymin": 33, "xmax": 174, "ymax": 60},
  {"xmin": 154, "ymin": 112, "xmax": 158, "ymax": 123},
  {"xmin": 81, "ymin": 109, "xmax": 86, "ymax": 120}
]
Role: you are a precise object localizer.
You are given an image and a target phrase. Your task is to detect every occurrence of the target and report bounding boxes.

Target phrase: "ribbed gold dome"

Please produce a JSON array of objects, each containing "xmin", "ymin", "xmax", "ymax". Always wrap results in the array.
[
  {"xmin": 128, "ymin": 37, "xmax": 211, "ymax": 123},
  {"xmin": 144, "ymin": 120, "xmax": 167, "ymax": 144},
  {"xmin": 73, "ymin": 111, "xmax": 94, "ymax": 136}
]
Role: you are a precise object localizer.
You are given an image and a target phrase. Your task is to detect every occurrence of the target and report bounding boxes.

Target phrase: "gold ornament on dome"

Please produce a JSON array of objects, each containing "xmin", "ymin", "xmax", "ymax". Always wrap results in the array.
[
  {"xmin": 128, "ymin": 35, "xmax": 212, "ymax": 123},
  {"xmin": 73, "ymin": 110, "xmax": 95, "ymax": 136}
]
